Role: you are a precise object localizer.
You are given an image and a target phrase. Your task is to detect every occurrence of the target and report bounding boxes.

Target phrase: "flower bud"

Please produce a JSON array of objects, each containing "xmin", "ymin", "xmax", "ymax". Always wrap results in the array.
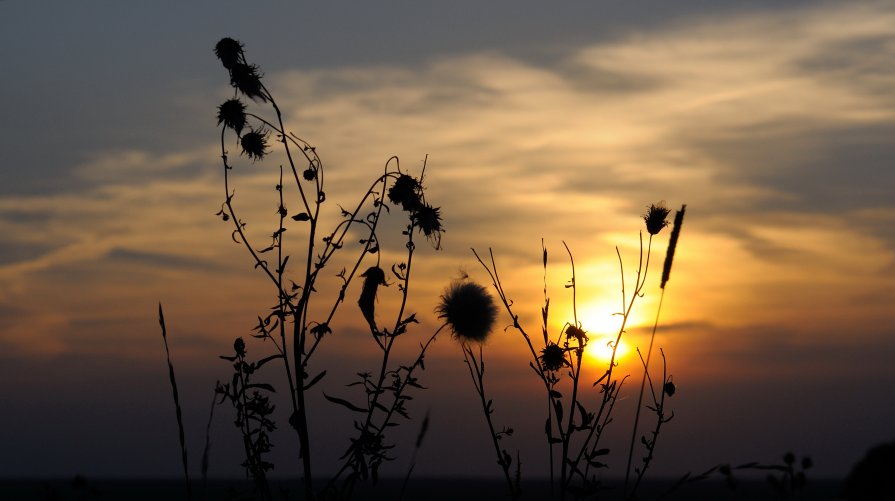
[{"xmin": 643, "ymin": 202, "xmax": 672, "ymax": 235}]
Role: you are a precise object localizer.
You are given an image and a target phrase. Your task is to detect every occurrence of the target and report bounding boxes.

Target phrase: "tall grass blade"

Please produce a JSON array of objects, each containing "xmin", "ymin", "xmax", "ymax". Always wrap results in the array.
[{"xmin": 159, "ymin": 302, "xmax": 192, "ymax": 500}]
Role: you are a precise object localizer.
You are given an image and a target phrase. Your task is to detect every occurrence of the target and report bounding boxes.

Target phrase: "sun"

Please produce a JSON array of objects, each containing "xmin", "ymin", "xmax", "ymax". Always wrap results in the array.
[
  {"xmin": 584, "ymin": 332, "xmax": 630, "ymax": 367},
  {"xmin": 574, "ymin": 301, "xmax": 637, "ymax": 367}
]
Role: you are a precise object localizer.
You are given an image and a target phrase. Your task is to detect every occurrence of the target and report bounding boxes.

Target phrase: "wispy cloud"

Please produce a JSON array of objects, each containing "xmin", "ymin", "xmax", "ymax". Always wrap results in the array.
[{"xmin": 2, "ymin": 1, "xmax": 893, "ymax": 379}]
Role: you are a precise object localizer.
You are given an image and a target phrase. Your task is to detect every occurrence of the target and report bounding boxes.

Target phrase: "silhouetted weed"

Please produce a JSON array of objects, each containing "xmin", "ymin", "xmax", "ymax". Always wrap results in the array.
[
  {"xmin": 464, "ymin": 203, "xmax": 686, "ymax": 500},
  {"xmin": 665, "ymin": 452, "xmax": 813, "ymax": 500},
  {"xmin": 216, "ymin": 338, "xmax": 281, "ymax": 500},
  {"xmin": 158, "ymin": 303, "xmax": 192, "ymax": 500},
  {"xmin": 161, "ymin": 37, "xmax": 446, "ymax": 500}
]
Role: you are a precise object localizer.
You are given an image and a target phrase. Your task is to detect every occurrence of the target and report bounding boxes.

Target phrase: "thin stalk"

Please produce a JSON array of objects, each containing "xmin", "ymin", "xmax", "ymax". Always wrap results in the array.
[
  {"xmin": 463, "ymin": 344, "xmax": 519, "ymax": 499},
  {"xmin": 158, "ymin": 304, "xmax": 192, "ymax": 501},
  {"xmin": 567, "ymin": 235, "xmax": 653, "ymax": 488},
  {"xmin": 625, "ymin": 288, "xmax": 666, "ymax": 495}
]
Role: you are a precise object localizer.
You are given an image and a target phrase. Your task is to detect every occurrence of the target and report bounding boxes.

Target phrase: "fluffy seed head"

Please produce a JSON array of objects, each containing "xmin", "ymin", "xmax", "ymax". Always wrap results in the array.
[
  {"xmin": 437, "ymin": 281, "xmax": 497, "ymax": 343},
  {"xmin": 644, "ymin": 202, "xmax": 672, "ymax": 235}
]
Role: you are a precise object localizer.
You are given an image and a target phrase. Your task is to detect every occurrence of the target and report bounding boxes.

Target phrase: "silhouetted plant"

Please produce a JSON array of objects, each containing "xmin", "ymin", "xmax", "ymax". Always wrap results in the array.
[
  {"xmin": 842, "ymin": 441, "xmax": 894, "ymax": 500},
  {"xmin": 208, "ymin": 37, "xmax": 443, "ymax": 500},
  {"xmin": 666, "ymin": 452, "xmax": 813, "ymax": 500},
  {"xmin": 439, "ymin": 279, "xmax": 522, "ymax": 499},
  {"xmin": 216, "ymin": 337, "xmax": 281, "ymax": 500},
  {"xmin": 158, "ymin": 303, "xmax": 192, "ymax": 501},
  {"xmin": 467, "ymin": 203, "xmax": 685, "ymax": 500},
  {"xmin": 624, "ymin": 204, "xmax": 686, "ymax": 500},
  {"xmin": 156, "ymin": 35, "xmax": 712, "ymax": 501}
]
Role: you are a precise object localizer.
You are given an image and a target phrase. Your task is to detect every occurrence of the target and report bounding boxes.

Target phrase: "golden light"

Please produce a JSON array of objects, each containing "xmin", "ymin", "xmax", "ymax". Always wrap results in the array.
[
  {"xmin": 585, "ymin": 332, "xmax": 630, "ymax": 367},
  {"xmin": 574, "ymin": 300, "xmax": 640, "ymax": 368}
]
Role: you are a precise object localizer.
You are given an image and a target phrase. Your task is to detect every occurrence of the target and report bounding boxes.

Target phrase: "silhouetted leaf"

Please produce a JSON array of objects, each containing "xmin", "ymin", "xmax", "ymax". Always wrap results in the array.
[
  {"xmin": 254, "ymin": 354, "xmax": 283, "ymax": 370},
  {"xmin": 304, "ymin": 370, "xmax": 327, "ymax": 390},
  {"xmin": 324, "ymin": 393, "xmax": 367, "ymax": 413}
]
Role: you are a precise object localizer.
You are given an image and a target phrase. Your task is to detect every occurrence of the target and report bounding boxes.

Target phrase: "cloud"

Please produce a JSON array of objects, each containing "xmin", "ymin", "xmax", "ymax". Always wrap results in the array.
[{"xmin": 2, "ymin": 0, "xmax": 893, "ymax": 401}]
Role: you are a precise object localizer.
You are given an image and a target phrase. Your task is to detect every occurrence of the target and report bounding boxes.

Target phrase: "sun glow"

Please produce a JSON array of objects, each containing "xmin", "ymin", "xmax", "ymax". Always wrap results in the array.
[
  {"xmin": 585, "ymin": 333, "xmax": 630, "ymax": 366},
  {"xmin": 573, "ymin": 300, "xmax": 641, "ymax": 367}
]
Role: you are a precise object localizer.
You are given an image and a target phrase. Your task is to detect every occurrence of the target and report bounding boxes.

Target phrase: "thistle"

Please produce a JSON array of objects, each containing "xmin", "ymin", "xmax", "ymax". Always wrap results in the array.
[
  {"xmin": 412, "ymin": 203, "xmax": 444, "ymax": 249},
  {"xmin": 643, "ymin": 202, "xmax": 672, "ymax": 235},
  {"xmin": 240, "ymin": 128, "xmax": 269, "ymax": 161},
  {"xmin": 388, "ymin": 174, "xmax": 423, "ymax": 211},
  {"xmin": 540, "ymin": 343, "xmax": 567, "ymax": 372},
  {"xmin": 217, "ymin": 99, "xmax": 247, "ymax": 135},
  {"xmin": 437, "ymin": 281, "xmax": 497, "ymax": 343}
]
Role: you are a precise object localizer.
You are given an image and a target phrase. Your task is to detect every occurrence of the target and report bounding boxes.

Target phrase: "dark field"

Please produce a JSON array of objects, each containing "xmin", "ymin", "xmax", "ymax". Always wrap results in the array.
[{"xmin": 1, "ymin": 476, "xmax": 847, "ymax": 500}]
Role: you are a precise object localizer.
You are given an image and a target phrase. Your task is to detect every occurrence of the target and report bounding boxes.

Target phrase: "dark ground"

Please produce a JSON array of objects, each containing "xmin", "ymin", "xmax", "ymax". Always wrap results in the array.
[{"xmin": 0, "ymin": 476, "xmax": 848, "ymax": 500}]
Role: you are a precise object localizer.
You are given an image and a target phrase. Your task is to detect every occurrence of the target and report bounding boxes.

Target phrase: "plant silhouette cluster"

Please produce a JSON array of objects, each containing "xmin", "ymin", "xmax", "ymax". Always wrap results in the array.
[
  {"xmin": 160, "ymin": 37, "xmax": 449, "ymax": 501},
  {"xmin": 441, "ymin": 203, "xmax": 687, "ymax": 500},
  {"xmin": 216, "ymin": 338, "xmax": 280, "ymax": 500},
  {"xmin": 155, "ymin": 37, "xmax": 815, "ymax": 501}
]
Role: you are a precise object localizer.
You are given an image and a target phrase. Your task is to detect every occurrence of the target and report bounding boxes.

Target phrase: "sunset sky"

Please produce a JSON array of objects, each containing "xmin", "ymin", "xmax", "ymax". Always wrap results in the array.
[{"xmin": 2, "ymin": 0, "xmax": 894, "ymax": 485}]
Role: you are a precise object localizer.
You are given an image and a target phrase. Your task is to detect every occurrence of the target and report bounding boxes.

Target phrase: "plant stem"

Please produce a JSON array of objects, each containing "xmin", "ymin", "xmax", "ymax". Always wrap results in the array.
[
  {"xmin": 463, "ymin": 344, "xmax": 520, "ymax": 499},
  {"xmin": 625, "ymin": 288, "xmax": 666, "ymax": 495}
]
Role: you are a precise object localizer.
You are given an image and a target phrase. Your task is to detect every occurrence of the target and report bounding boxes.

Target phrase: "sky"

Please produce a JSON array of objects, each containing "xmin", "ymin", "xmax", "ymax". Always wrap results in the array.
[{"xmin": 1, "ymin": 0, "xmax": 894, "ymax": 488}]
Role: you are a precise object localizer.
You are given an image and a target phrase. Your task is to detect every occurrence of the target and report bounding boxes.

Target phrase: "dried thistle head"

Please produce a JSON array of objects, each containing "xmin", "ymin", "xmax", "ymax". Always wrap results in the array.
[
  {"xmin": 217, "ymin": 99, "xmax": 247, "ymax": 135},
  {"xmin": 388, "ymin": 174, "xmax": 422, "ymax": 211},
  {"xmin": 539, "ymin": 343, "xmax": 567, "ymax": 371},
  {"xmin": 214, "ymin": 37, "xmax": 244, "ymax": 70},
  {"xmin": 565, "ymin": 325, "xmax": 587, "ymax": 345},
  {"xmin": 644, "ymin": 202, "xmax": 672, "ymax": 235},
  {"xmin": 437, "ymin": 281, "xmax": 497, "ymax": 343},
  {"xmin": 229, "ymin": 62, "xmax": 267, "ymax": 103},
  {"xmin": 412, "ymin": 204, "xmax": 444, "ymax": 249},
  {"xmin": 240, "ymin": 128, "xmax": 269, "ymax": 161}
]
